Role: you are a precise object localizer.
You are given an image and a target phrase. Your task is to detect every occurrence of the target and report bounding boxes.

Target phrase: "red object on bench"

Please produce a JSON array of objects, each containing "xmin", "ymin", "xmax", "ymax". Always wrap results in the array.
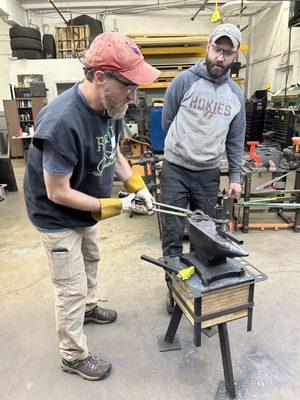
[{"xmin": 247, "ymin": 141, "xmax": 263, "ymax": 163}]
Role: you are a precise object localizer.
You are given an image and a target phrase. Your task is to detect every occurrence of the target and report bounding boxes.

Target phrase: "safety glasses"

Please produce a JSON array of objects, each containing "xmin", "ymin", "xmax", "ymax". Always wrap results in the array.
[
  {"xmin": 211, "ymin": 43, "xmax": 237, "ymax": 59},
  {"xmin": 78, "ymin": 56, "xmax": 138, "ymax": 93},
  {"xmin": 104, "ymin": 71, "xmax": 138, "ymax": 93}
]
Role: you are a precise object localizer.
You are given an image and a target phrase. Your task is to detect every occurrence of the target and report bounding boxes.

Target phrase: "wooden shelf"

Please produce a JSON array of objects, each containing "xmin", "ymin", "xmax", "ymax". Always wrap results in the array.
[
  {"xmin": 55, "ymin": 25, "xmax": 90, "ymax": 59},
  {"xmin": 3, "ymin": 97, "xmax": 46, "ymax": 157}
]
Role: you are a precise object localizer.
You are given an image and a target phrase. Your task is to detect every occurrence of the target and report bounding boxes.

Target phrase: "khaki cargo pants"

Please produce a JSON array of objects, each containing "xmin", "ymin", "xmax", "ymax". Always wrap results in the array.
[{"xmin": 39, "ymin": 225, "xmax": 99, "ymax": 362}]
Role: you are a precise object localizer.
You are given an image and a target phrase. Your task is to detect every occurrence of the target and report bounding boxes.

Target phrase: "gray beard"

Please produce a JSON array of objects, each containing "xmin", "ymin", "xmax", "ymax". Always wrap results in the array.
[{"xmin": 101, "ymin": 93, "xmax": 128, "ymax": 119}]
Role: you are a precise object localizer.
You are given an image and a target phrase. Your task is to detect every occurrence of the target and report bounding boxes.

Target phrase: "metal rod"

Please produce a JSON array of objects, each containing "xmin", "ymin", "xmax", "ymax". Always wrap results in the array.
[
  {"xmin": 153, "ymin": 201, "xmax": 190, "ymax": 214},
  {"xmin": 284, "ymin": 27, "xmax": 292, "ymax": 108},
  {"xmin": 190, "ymin": 0, "xmax": 208, "ymax": 21},
  {"xmin": 244, "ymin": 196, "xmax": 295, "ymax": 203},
  {"xmin": 244, "ymin": 16, "xmax": 252, "ymax": 98},
  {"xmin": 256, "ymin": 170, "xmax": 298, "ymax": 190},
  {"xmin": 140, "ymin": 254, "xmax": 180, "ymax": 274},
  {"xmin": 153, "ymin": 208, "xmax": 188, "ymax": 217},
  {"xmin": 48, "ymin": 0, "xmax": 68, "ymax": 24},
  {"xmin": 242, "ymin": 202, "xmax": 300, "ymax": 208},
  {"xmin": 252, "ymin": 189, "xmax": 300, "ymax": 195}
]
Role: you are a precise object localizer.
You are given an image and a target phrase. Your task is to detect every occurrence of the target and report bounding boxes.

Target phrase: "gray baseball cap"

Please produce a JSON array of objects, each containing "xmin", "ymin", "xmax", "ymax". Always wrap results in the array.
[{"xmin": 209, "ymin": 23, "xmax": 242, "ymax": 49}]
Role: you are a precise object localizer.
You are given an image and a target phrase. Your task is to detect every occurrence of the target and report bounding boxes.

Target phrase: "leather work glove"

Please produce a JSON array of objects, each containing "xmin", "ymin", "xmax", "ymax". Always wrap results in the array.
[
  {"xmin": 120, "ymin": 193, "xmax": 136, "ymax": 212},
  {"xmin": 132, "ymin": 197, "xmax": 154, "ymax": 215},
  {"xmin": 124, "ymin": 173, "xmax": 154, "ymax": 215},
  {"xmin": 135, "ymin": 187, "xmax": 155, "ymax": 213},
  {"xmin": 91, "ymin": 193, "xmax": 136, "ymax": 221}
]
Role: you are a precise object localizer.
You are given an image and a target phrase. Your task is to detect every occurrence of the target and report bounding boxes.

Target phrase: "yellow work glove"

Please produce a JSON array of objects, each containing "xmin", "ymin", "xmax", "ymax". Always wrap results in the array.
[
  {"xmin": 124, "ymin": 173, "xmax": 146, "ymax": 193},
  {"xmin": 124, "ymin": 173, "xmax": 154, "ymax": 214},
  {"xmin": 92, "ymin": 193, "xmax": 135, "ymax": 221}
]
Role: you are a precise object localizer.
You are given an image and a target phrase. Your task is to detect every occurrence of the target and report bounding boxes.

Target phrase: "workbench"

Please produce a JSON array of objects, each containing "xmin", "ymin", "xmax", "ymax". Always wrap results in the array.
[{"xmin": 241, "ymin": 167, "xmax": 300, "ymax": 232}]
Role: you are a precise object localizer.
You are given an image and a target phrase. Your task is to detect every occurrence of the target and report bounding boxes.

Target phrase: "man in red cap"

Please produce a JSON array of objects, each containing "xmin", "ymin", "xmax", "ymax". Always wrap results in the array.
[{"xmin": 24, "ymin": 31, "xmax": 160, "ymax": 381}]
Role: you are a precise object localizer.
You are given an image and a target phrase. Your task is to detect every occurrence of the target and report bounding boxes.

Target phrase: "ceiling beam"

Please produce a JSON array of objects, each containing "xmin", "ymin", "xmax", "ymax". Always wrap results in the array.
[{"xmin": 20, "ymin": 0, "xmax": 223, "ymax": 12}]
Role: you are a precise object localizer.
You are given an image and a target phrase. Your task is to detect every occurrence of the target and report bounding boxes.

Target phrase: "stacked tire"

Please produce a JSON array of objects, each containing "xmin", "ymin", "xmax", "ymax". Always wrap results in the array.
[
  {"xmin": 43, "ymin": 34, "xmax": 56, "ymax": 59},
  {"xmin": 10, "ymin": 26, "xmax": 44, "ymax": 60}
]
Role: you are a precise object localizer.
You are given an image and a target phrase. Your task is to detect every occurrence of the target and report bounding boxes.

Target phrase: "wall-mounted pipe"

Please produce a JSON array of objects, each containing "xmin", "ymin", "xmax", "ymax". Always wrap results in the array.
[{"xmin": 48, "ymin": 0, "xmax": 68, "ymax": 24}]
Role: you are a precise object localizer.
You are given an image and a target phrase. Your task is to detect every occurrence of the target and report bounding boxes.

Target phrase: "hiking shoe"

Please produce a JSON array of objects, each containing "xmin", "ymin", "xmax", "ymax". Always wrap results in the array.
[
  {"xmin": 61, "ymin": 354, "xmax": 111, "ymax": 381},
  {"xmin": 84, "ymin": 305, "xmax": 117, "ymax": 324}
]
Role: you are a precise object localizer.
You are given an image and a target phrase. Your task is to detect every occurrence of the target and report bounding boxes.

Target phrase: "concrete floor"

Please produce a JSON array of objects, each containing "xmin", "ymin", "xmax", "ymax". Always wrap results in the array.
[{"xmin": 0, "ymin": 159, "xmax": 299, "ymax": 400}]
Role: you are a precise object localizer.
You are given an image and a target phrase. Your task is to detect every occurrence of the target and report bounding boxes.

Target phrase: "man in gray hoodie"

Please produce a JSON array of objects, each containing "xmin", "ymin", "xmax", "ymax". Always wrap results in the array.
[{"xmin": 161, "ymin": 24, "xmax": 245, "ymax": 312}]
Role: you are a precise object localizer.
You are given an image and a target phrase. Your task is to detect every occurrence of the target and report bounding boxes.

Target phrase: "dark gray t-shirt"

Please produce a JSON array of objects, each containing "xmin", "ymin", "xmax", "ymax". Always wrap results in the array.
[
  {"xmin": 43, "ymin": 141, "xmax": 74, "ymax": 175},
  {"xmin": 24, "ymin": 82, "xmax": 122, "ymax": 230},
  {"xmin": 42, "ymin": 85, "xmax": 88, "ymax": 176}
]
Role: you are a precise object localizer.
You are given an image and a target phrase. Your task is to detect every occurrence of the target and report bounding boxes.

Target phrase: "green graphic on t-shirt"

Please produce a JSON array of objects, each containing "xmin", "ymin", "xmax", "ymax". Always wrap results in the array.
[
  {"xmin": 91, "ymin": 124, "xmax": 116, "ymax": 176},
  {"xmin": 95, "ymin": 125, "xmax": 114, "ymax": 152}
]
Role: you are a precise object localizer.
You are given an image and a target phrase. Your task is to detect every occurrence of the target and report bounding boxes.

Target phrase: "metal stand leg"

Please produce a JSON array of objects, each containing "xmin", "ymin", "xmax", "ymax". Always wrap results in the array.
[
  {"xmin": 157, "ymin": 303, "xmax": 182, "ymax": 352},
  {"xmin": 165, "ymin": 303, "xmax": 183, "ymax": 343},
  {"xmin": 247, "ymin": 283, "xmax": 255, "ymax": 332},
  {"xmin": 194, "ymin": 297, "xmax": 202, "ymax": 347},
  {"xmin": 294, "ymin": 169, "xmax": 300, "ymax": 232},
  {"xmin": 157, "ymin": 210, "xmax": 162, "ymax": 239},
  {"xmin": 218, "ymin": 323, "xmax": 236, "ymax": 399},
  {"xmin": 154, "ymin": 186, "xmax": 162, "ymax": 239},
  {"xmin": 242, "ymin": 172, "xmax": 251, "ymax": 233}
]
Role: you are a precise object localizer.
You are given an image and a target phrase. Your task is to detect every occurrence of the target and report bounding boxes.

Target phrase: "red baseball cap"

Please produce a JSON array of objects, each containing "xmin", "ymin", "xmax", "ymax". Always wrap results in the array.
[{"xmin": 84, "ymin": 31, "xmax": 160, "ymax": 86}]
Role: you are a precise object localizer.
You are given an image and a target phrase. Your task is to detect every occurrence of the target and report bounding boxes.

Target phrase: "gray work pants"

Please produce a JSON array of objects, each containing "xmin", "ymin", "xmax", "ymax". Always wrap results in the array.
[
  {"xmin": 160, "ymin": 160, "xmax": 220, "ymax": 257},
  {"xmin": 39, "ymin": 225, "xmax": 99, "ymax": 362}
]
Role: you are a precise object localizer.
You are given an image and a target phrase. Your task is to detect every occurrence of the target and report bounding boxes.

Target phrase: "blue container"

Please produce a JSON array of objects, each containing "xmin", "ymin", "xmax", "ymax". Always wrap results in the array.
[{"xmin": 150, "ymin": 106, "xmax": 166, "ymax": 152}]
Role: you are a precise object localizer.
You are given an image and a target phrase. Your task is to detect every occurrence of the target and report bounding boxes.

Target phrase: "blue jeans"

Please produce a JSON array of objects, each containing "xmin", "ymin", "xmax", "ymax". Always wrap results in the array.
[{"xmin": 160, "ymin": 160, "xmax": 220, "ymax": 257}]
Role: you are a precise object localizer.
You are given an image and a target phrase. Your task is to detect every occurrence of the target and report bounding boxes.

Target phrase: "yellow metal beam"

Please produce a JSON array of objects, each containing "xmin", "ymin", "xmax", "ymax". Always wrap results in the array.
[
  {"xmin": 233, "ymin": 78, "xmax": 246, "ymax": 84},
  {"xmin": 141, "ymin": 44, "xmax": 248, "ymax": 56},
  {"xmin": 239, "ymin": 44, "xmax": 249, "ymax": 52},
  {"xmin": 131, "ymin": 34, "xmax": 208, "ymax": 46},
  {"xmin": 140, "ymin": 77, "xmax": 246, "ymax": 90},
  {"xmin": 139, "ymin": 82, "xmax": 170, "ymax": 90},
  {"xmin": 140, "ymin": 46, "xmax": 206, "ymax": 55},
  {"xmin": 143, "ymin": 54, "xmax": 205, "ymax": 59}
]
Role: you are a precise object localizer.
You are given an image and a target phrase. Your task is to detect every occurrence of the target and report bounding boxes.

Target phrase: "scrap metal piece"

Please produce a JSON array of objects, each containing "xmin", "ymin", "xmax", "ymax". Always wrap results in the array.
[{"xmin": 256, "ymin": 169, "xmax": 297, "ymax": 190}]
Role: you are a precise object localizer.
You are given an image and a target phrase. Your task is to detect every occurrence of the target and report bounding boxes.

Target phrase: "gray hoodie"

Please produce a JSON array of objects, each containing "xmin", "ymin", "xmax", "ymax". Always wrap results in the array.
[{"xmin": 162, "ymin": 61, "xmax": 245, "ymax": 183}]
